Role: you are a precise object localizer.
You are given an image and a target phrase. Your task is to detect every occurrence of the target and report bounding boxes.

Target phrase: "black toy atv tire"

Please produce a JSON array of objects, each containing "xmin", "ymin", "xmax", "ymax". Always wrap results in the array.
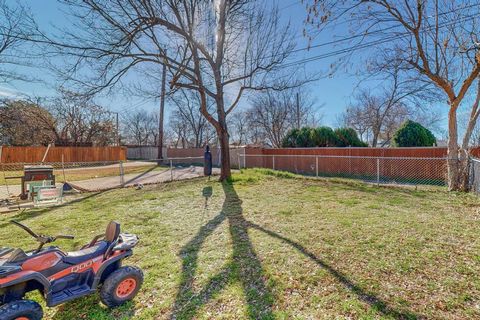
[
  {"xmin": 0, "ymin": 299, "xmax": 43, "ymax": 320},
  {"xmin": 100, "ymin": 266, "xmax": 143, "ymax": 308}
]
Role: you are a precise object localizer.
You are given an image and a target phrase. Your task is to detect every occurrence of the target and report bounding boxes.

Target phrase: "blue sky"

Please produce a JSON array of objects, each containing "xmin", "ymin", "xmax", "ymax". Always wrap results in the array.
[{"xmin": 2, "ymin": 0, "xmax": 450, "ymax": 135}]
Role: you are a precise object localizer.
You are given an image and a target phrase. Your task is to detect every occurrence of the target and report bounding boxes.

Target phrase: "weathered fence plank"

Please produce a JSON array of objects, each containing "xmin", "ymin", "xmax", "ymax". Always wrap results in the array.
[{"xmin": 0, "ymin": 146, "xmax": 127, "ymax": 163}]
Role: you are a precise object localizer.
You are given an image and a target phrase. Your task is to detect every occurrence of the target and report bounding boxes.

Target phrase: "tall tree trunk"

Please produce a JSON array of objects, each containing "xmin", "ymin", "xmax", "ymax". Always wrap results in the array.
[
  {"xmin": 446, "ymin": 106, "xmax": 469, "ymax": 191},
  {"xmin": 371, "ymin": 129, "xmax": 379, "ymax": 147},
  {"xmin": 216, "ymin": 98, "xmax": 231, "ymax": 181},
  {"xmin": 218, "ymin": 126, "xmax": 231, "ymax": 180}
]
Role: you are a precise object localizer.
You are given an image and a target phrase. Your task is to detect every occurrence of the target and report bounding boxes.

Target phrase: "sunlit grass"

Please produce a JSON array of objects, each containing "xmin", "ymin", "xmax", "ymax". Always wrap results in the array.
[{"xmin": 0, "ymin": 169, "xmax": 479, "ymax": 319}]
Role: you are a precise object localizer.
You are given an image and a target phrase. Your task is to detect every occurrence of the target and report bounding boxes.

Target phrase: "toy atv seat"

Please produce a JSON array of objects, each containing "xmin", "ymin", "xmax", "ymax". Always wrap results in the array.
[{"xmin": 63, "ymin": 221, "xmax": 122, "ymax": 264}]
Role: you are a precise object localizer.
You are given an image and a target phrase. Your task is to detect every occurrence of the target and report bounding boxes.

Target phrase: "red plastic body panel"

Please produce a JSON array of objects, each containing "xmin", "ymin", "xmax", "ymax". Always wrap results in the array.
[
  {"xmin": 0, "ymin": 270, "xmax": 38, "ymax": 286},
  {"xmin": 22, "ymin": 252, "xmax": 62, "ymax": 272},
  {"xmin": 48, "ymin": 250, "xmax": 124, "ymax": 281}
]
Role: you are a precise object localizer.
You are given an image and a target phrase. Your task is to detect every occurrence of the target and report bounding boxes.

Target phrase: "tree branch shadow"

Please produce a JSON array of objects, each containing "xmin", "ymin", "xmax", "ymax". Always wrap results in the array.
[
  {"xmin": 123, "ymin": 165, "xmax": 159, "ymax": 185},
  {"xmin": 170, "ymin": 182, "xmax": 274, "ymax": 319},
  {"xmin": 171, "ymin": 181, "xmax": 418, "ymax": 319},
  {"xmin": 248, "ymin": 222, "xmax": 421, "ymax": 320}
]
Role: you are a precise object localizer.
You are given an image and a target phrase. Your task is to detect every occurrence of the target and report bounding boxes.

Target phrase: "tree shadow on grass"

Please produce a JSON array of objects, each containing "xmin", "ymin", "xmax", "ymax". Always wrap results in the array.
[
  {"xmin": 170, "ymin": 182, "xmax": 274, "ymax": 319},
  {"xmin": 171, "ymin": 181, "xmax": 419, "ymax": 319},
  {"xmin": 248, "ymin": 222, "xmax": 421, "ymax": 320},
  {"xmin": 123, "ymin": 165, "xmax": 158, "ymax": 185}
]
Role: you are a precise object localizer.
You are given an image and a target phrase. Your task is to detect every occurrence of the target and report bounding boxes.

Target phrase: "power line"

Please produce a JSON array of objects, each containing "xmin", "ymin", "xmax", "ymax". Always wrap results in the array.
[
  {"xmin": 194, "ymin": 10, "xmax": 478, "ymax": 87},
  {"xmin": 283, "ymin": 2, "xmax": 480, "ymax": 60},
  {"xmin": 279, "ymin": 0, "xmax": 300, "ymax": 11},
  {"xmin": 267, "ymin": 11, "xmax": 479, "ymax": 70}
]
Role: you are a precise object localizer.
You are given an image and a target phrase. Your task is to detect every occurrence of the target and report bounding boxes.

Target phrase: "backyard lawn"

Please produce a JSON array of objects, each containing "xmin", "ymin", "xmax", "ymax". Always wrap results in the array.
[{"xmin": 0, "ymin": 169, "xmax": 479, "ymax": 319}]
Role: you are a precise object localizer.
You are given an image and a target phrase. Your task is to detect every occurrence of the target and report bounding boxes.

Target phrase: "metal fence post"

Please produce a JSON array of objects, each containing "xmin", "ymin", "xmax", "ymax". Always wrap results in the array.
[
  {"xmin": 316, "ymin": 156, "xmax": 318, "ymax": 177},
  {"xmin": 61, "ymin": 154, "xmax": 66, "ymax": 183},
  {"xmin": 272, "ymin": 155, "xmax": 275, "ymax": 170},
  {"xmin": 376, "ymin": 158, "xmax": 380, "ymax": 186},
  {"xmin": 238, "ymin": 152, "xmax": 241, "ymax": 170},
  {"xmin": 119, "ymin": 161, "xmax": 125, "ymax": 187},
  {"xmin": 170, "ymin": 159, "xmax": 173, "ymax": 181}
]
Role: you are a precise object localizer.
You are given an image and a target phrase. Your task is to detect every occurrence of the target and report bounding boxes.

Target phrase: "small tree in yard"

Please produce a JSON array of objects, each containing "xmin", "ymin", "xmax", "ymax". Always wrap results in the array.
[
  {"xmin": 304, "ymin": 1, "xmax": 480, "ymax": 191},
  {"xmin": 392, "ymin": 120, "xmax": 436, "ymax": 147},
  {"xmin": 40, "ymin": 0, "xmax": 303, "ymax": 180}
]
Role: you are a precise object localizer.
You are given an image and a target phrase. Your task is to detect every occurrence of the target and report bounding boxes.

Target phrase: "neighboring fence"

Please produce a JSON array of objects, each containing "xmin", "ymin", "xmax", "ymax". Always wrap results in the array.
[
  {"xmin": 127, "ymin": 146, "xmax": 166, "ymax": 160},
  {"xmin": 240, "ymin": 153, "xmax": 447, "ymax": 186},
  {"xmin": 127, "ymin": 146, "xmax": 244, "ymax": 168},
  {"xmin": 0, "ymin": 146, "xmax": 127, "ymax": 163},
  {"xmin": 122, "ymin": 146, "xmax": 480, "ymax": 187},
  {"xmin": 166, "ymin": 147, "xmax": 243, "ymax": 168},
  {"xmin": 251, "ymin": 147, "xmax": 451, "ymax": 158},
  {"xmin": 470, "ymin": 158, "xmax": 480, "ymax": 192}
]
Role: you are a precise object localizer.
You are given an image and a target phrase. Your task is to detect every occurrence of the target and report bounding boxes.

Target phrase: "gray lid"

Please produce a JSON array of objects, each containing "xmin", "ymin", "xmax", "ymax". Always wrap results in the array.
[{"xmin": 24, "ymin": 165, "xmax": 54, "ymax": 171}]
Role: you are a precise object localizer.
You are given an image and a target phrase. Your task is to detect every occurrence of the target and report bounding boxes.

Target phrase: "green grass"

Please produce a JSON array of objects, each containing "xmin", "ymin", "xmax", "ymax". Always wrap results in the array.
[{"xmin": 1, "ymin": 169, "xmax": 480, "ymax": 319}]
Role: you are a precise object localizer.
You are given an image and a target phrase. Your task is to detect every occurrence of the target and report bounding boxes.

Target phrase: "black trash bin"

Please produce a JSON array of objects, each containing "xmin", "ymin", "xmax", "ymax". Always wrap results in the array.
[{"xmin": 204, "ymin": 145, "xmax": 212, "ymax": 176}]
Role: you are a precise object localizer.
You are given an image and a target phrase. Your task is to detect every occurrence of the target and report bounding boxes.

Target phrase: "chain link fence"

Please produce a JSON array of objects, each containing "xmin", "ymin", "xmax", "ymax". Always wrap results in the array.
[
  {"xmin": 0, "ymin": 151, "xmax": 459, "ymax": 205},
  {"xmin": 239, "ymin": 154, "xmax": 448, "ymax": 187},
  {"xmin": 469, "ymin": 158, "xmax": 480, "ymax": 193},
  {"xmin": 0, "ymin": 157, "xmax": 208, "ymax": 202}
]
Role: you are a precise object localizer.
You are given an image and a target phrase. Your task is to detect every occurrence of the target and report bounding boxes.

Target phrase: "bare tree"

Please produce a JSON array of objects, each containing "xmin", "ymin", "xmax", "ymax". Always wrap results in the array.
[
  {"xmin": 346, "ymin": 54, "xmax": 437, "ymax": 147},
  {"xmin": 246, "ymin": 88, "xmax": 321, "ymax": 147},
  {"xmin": 343, "ymin": 90, "xmax": 411, "ymax": 146},
  {"xmin": 42, "ymin": 0, "xmax": 306, "ymax": 180},
  {"xmin": 229, "ymin": 110, "xmax": 250, "ymax": 146},
  {"xmin": 122, "ymin": 109, "xmax": 158, "ymax": 146},
  {"xmin": 305, "ymin": 0, "xmax": 480, "ymax": 190},
  {"xmin": 0, "ymin": 1, "xmax": 38, "ymax": 83},
  {"xmin": 168, "ymin": 89, "xmax": 214, "ymax": 148},
  {"xmin": 337, "ymin": 106, "xmax": 371, "ymax": 143},
  {"xmin": 47, "ymin": 91, "xmax": 116, "ymax": 146}
]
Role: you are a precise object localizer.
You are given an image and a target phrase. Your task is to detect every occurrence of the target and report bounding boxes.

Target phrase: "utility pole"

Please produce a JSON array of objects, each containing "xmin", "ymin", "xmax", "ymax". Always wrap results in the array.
[
  {"xmin": 106, "ymin": 111, "xmax": 119, "ymax": 146},
  {"xmin": 115, "ymin": 112, "xmax": 119, "ymax": 146},
  {"xmin": 296, "ymin": 92, "xmax": 300, "ymax": 129},
  {"xmin": 158, "ymin": 51, "xmax": 167, "ymax": 161}
]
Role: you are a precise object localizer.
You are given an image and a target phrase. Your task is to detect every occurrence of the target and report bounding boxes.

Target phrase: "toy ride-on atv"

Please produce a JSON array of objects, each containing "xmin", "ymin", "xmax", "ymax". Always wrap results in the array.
[{"xmin": 0, "ymin": 220, "xmax": 143, "ymax": 320}]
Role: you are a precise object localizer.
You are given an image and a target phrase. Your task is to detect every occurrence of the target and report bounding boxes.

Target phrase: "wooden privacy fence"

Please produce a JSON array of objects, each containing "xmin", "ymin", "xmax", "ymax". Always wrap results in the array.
[
  {"xmin": 126, "ymin": 146, "xmax": 244, "ymax": 168},
  {"xmin": 241, "ymin": 147, "xmax": 478, "ymax": 185},
  {"xmin": 0, "ymin": 146, "xmax": 127, "ymax": 163},
  {"xmin": 242, "ymin": 153, "xmax": 447, "ymax": 184},
  {"xmin": 127, "ymin": 146, "xmax": 166, "ymax": 160},
  {"xmin": 123, "ymin": 146, "xmax": 480, "ymax": 185},
  {"xmin": 166, "ymin": 147, "xmax": 243, "ymax": 167}
]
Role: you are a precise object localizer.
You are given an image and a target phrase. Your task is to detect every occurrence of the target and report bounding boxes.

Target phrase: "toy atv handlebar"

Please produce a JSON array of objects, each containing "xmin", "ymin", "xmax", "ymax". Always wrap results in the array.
[{"xmin": 10, "ymin": 220, "xmax": 75, "ymax": 253}]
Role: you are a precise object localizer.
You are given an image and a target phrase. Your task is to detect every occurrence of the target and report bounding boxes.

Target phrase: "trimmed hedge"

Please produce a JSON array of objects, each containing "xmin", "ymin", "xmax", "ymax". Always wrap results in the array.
[{"xmin": 282, "ymin": 126, "xmax": 367, "ymax": 147}]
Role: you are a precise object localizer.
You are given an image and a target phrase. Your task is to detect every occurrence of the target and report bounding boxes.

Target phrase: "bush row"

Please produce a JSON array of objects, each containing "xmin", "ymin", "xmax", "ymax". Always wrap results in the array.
[{"xmin": 281, "ymin": 127, "xmax": 368, "ymax": 148}]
